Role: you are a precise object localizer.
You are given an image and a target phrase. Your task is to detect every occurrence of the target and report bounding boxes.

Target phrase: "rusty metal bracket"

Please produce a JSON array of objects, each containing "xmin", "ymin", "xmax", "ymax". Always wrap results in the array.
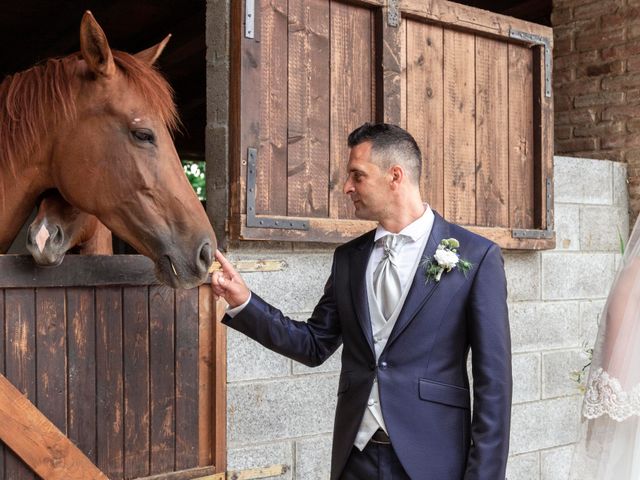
[
  {"xmin": 246, "ymin": 148, "xmax": 309, "ymax": 230},
  {"xmin": 245, "ymin": 0, "xmax": 255, "ymax": 39},
  {"xmin": 387, "ymin": 0, "xmax": 400, "ymax": 27},
  {"xmin": 512, "ymin": 177, "xmax": 554, "ymax": 239},
  {"xmin": 509, "ymin": 29, "xmax": 552, "ymax": 98}
]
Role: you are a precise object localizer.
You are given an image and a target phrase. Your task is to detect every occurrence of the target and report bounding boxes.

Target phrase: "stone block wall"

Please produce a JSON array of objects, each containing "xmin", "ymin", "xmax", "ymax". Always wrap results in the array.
[
  {"xmin": 225, "ymin": 156, "xmax": 628, "ymax": 479},
  {"xmin": 552, "ymin": 0, "xmax": 640, "ymax": 216}
]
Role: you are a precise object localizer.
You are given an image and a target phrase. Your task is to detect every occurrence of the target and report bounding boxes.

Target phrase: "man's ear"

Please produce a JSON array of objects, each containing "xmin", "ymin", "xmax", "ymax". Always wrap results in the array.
[{"xmin": 390, "ymin": 165, "xmax": 404, "ymax": 187}]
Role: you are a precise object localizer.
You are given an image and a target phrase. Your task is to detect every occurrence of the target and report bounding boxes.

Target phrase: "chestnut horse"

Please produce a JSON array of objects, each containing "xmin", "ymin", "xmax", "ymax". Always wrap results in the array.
[
  {"xmin": 27, "ymin": 190, "xmax": 112, "ymax": 266},
  {"xmin": 0, "ymin": 11, "xmax": 215, "ymax": 288}
]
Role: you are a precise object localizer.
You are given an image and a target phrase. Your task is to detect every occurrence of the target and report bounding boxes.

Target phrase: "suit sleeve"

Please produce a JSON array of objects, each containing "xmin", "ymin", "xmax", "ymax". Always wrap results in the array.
[
  {"xmin": 221, "ymin": 252, "xmax": 342, "ymax": 367},
  {"xmin": 464, "ymin": 243, "xmax": 512, "ymax": 480}
]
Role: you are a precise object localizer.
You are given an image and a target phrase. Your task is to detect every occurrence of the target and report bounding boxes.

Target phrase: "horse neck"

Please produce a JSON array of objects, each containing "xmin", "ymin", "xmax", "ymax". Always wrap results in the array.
[
  {"xmin": 79, "ymin": 221, "xmax": 113, "ymax": 255},
  {"xmin": 0, "ymin": 168, "xmax": 48, "ymax": 253}
]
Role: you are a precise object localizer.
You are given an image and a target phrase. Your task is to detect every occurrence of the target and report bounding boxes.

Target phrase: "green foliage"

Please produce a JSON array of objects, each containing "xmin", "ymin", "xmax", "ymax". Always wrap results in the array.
[{"xmin": 182, "ymin": 160, "xmax": 206, "ymax": 201}]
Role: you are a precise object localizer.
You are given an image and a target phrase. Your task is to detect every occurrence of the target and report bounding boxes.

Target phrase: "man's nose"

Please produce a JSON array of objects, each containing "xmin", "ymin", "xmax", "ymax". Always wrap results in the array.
[{"xmin": 343, "ymin": 178, "xmax": 353, "ymax": 195}]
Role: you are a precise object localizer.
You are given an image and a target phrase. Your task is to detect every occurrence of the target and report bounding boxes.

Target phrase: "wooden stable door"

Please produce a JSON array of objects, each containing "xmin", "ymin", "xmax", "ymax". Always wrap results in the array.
[
  {"xmin": 0, "ymin": 256, "xmax": 225, "ymax": 480},
  {"xmin": 231, "ymin": 0, "xmax": 554, "ymax": 249}
]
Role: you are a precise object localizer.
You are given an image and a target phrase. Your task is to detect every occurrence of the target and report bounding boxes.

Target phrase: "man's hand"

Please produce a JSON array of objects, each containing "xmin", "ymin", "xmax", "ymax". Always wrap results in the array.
[{"xmin": 211, "ymin": 250, "xmax": 251, "ymax": 308}]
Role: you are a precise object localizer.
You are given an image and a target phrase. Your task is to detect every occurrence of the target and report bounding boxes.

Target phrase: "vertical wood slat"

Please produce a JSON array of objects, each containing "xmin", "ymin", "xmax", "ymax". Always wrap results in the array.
[
  {"xmin": 330, "ymin": 3, "xmax": 375, "ymax": 219},
  {"xmin": 213, "ymin": 295, "xmax": 227, "ymax": 472},
  {"xmin": 406, "ymin": 20, "xmax": 445, "ymax": 215},
  {"xmin": 123, "ymin": 287, "xmax": 150, "ymax": 479},
  {"xmin": 175, "ymin": 288, "xmax": 200, "ymax": 470},
  {"xmin": 5, "ymin": 289, "xmax": 36, "ymax": 480},
  {"xmin": 35, "ymin": 288, "xmax": 67, "ymax": 433},
  {"xmin": 256, "ymin": 0, "xmax": 288, "ymax": 217},
  {"xmin": 443, "ymin": 29, "xmax": 476, "ymax": 225},
  {"xmin": 475, "ymin": 37, "xmax": 509, "ymax": 227},
  {"xmin": 67, "ymin": 288, "xmax": 97, "ymax": 463},
  {"xmin": 0, "ymin": 291, "xmax": 5, "ymax": 478},
  {"xmin": 287, "ymin": 0, "xmax": 330, "ymax": 218},
  {"xmin": 508, "ymin": 43, "xmax": 535, "ymax": 229},
  {"xmin": 198, "ymin": 286, "xmax": 213, "ymax": 467},
  {"xmin": 96, "ymin": 287, "xmax": 124, "ymax": 479},
  {"xmin": 399, "ymin": 18, "xmax": 407, "ymax": 131},
  {"xmin": 149, "ymin": 286, "xmax": 176, "ymax": 475}
]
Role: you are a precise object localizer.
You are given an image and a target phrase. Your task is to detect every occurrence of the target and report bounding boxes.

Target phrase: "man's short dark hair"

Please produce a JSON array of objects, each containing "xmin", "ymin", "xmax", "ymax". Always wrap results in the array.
[{"xmin": 347, "ymin": 123, "xmax": 422, "ymax": 184}]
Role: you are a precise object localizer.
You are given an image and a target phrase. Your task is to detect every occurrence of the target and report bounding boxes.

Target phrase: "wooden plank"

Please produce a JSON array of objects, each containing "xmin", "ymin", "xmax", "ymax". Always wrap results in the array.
[
  {"xmin": 443, "ymin": 29, "xmax": 476, "ymax": 224},
  {"xmin": 399, "ymin": 16, "xmax": 407, "ymax": 130},
  {"xmin": 533, "ymin": 45, "xmax": 554, "ymax": 231},
  {"xmin": 235, "ymin": 214, "xmax": 554, "ymax": 249},
  {"xmin": 149, "ymin": 285, "xmax": 176, "ymax": 474},
  {"xmin": 377, "ymin": 6, "xmax": 402, "ymax": 124},
  {"xmin": 35, "ymin": 288, "xmax": 67, "ymax": 433},
  {"xmin": 198, "ymin": 285, "xmax": 213, "ymax": 467},
  {"xmin": 96, "ymin": 287, "xmax": 124, "ymax": 479},
  {"xmin": 287, "ymin": 0, "xmax": 331, "ymax": 218},
  {"xmin": 175, "ymin": 288, "xmax": 200, "ymax": 470},
  {"xmin": 0, "ymin": 374, "xmax": 108, "ymax": 480},
  {"xmin": 330, "ymin": 2, "xmax": 375, "ymax": 219},
  {"xmin": 399, "ymin": 0, "xmax": 553, "ymax": 42},
  {"xmin": 0, "ymin": 291, "xmax": 5, "ymax": 478},
  {"xmin": 212, "ymin": 295, "xmax": 227, "ymax": 472},
  {"xmin": 5, "ymin": 288, "xmax": 36, "ymax": 480},
  {"xmin": 475, "ymin": 36, "xmax": 509, "ymax": 227},
  {"xmin": 0, "ymin": 255, "xmax": 158, "ymax": 288},
  {"xmin": 256, "ymin": 0, "xmax": 288, "ymax": 217},
  {"xmin": 135, "ymin": 466, "xmax": 216, "ymax": 480},
  {"xmin": 406, "ymin": 20, "xmax": 445, "ymax": 215},
  {"xmin": 67, "ymin": 288, "xmax": 97, "ymax": 462},
  {"xmin": 123, "ymin": 286, "xmax": 150, "ymax": 478},
  {"xmin": 508, "ymin": 43, "xmax": 535, "ymax": 229},
  {"xmin": 208, "ymin": 260, "xmax": 287, "ymax": 274}
]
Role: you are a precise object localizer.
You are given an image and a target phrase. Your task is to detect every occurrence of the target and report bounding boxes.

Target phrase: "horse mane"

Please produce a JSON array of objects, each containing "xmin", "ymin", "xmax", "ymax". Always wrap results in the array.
[{"xmin": 0, "ymin": 50, "xmax": 179, "ymax": 176}]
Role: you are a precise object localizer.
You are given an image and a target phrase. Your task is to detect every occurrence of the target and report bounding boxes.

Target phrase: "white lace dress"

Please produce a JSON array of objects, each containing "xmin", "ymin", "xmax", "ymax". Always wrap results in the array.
[{"xmin": 571, "ymin": 221, "xmax": 640, "ymax": 479}]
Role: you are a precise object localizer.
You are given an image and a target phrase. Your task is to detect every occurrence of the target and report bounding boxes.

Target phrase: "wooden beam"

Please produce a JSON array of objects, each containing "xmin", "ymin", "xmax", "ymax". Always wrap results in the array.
[
  {"xmin": 0, "ymin": 374, "xmax": 107, "ymax": 479},
  {"xmin": 399, "ymin": 0, "xmax": 552, "ymax": 43}
]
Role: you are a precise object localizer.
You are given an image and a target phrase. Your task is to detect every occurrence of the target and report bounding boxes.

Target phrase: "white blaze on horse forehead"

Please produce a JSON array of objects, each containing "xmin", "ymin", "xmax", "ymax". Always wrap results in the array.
[{"xmin": 35, "ymin": 224, "xmax": 50, "ymax": 253}]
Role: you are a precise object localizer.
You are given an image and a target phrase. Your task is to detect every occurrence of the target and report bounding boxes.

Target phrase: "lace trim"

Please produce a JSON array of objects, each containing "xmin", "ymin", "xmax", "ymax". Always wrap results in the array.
[{"xmin": 583, "ymin": 368, "xmax": 640, "ymax": 421}]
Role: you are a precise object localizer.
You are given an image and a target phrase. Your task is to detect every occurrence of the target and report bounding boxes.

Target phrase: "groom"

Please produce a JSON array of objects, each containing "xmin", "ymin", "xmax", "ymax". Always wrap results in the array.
[{"xmin": 212, "ymin": 123, "xmax": 512, "ymax": 479}]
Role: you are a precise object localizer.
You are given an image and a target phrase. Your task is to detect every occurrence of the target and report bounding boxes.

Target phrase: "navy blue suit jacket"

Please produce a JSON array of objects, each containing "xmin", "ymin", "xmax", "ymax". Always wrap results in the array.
[{"xmin": 223, "ymin": 211, "xmax": 512, "ymax": 479}]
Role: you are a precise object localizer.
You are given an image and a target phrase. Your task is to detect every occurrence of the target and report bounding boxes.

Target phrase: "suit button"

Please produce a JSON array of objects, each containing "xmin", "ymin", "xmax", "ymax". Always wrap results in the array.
[{"xmin": 379, "ymin": 361, "xmax": 388, "ymax": 369}]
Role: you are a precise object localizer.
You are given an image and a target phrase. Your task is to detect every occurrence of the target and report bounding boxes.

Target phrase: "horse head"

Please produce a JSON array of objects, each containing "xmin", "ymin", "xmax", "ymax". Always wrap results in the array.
[
  {"xmin": 46, "ymin": 12, "xmax": 216, "ymax": 288},
  {"xmin": 26, "ymin": 190, "xmax": 112, "ymax": 266}
]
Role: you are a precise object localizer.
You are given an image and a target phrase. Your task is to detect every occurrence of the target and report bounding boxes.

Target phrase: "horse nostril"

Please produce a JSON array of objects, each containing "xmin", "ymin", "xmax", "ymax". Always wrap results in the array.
[
  {"xmin": 198, "ymin": 241, "xmax": 213, "ymax": 272},
  {"xmin": 50, "ymin": 226, "xmax": 64, "ymax": 247}
]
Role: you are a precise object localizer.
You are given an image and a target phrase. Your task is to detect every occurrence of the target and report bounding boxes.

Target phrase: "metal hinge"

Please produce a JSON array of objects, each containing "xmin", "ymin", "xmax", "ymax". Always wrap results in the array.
[
  {"xmin": 509, "ymin": 29, "xmax": 552, "ymax": 98},
  {"xmin": 245, "ymin": 0, "xmax": 255, "ymax": 39},
  {"xmin": 387, "ymin": 0, "xmax": 400, "ymax": 27},
  {"xmin": 246, "ymin": 148, "xmax": 309, "ymax": 230},
  {"xmin": 512, "ymin": 177, "xmax": 554, "ymax": 239}
]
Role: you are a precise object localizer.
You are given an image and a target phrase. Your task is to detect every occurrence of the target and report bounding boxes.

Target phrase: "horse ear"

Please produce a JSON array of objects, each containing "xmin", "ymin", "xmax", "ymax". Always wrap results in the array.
[
  {"xmin": 79, "ymin": 11, "xmax": 116, "ymax": 78},
  {"xmin": 134, "ymin": 34, "xmax": 172, "ymax": 66}
]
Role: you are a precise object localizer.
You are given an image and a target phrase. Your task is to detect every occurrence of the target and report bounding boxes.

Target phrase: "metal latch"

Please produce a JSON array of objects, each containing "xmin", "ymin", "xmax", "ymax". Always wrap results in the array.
[{"xmin": 509, "ymin": 29, "xmax": 552, "ymax": 98}]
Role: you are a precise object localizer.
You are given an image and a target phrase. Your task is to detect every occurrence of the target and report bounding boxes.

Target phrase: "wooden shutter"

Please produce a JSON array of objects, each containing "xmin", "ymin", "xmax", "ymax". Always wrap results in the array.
[{"xmin": 230, "ymin": 0, "xmax": 555, "ymax": 249}]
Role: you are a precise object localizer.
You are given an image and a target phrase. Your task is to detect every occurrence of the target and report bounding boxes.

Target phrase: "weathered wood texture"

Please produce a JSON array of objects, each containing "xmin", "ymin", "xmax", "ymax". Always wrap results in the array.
[
  {"xmin": 0, "ymin": 258, "xmax": 225, "ymax": 479},
  {"xmin": 232, "ymin": 0, "xmax": 554, "ymax": 250}
]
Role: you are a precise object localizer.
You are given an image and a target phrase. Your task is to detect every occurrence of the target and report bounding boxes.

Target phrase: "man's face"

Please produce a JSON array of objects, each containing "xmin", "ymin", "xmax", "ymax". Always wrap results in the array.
[{"xmin": 343, "ymin": 141, "xmax": 391, "ymax": 221}]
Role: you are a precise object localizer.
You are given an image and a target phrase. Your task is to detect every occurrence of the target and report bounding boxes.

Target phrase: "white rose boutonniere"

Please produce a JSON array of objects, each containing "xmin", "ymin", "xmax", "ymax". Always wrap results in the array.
[{"xmin": 421, "ymin": 238, "xmax": 473, "ymax": 283}]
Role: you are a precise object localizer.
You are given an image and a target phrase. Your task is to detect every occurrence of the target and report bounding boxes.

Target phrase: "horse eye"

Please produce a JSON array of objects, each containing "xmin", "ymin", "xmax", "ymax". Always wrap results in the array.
[{"xmin": 131, "ymin": 129, "xmax": 156, "ymax": 144}]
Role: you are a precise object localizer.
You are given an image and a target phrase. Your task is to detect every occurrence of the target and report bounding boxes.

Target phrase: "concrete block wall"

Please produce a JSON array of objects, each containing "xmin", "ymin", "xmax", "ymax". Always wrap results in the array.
[{"xmin": 225, "ymin": 156, "xmax": 629, "ymax": 479}]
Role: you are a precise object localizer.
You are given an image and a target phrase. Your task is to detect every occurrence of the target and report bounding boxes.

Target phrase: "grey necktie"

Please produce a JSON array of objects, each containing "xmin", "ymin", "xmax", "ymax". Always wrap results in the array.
[{"xmin": 373, "ymin": 234, "xmax": 406, "ymax": 320}]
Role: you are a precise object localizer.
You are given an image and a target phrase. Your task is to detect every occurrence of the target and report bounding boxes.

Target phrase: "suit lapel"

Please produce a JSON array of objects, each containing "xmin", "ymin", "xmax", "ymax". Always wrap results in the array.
[
  {"xmin": 349, "ymin": 231, "xmax": 376, "ymax": 354},
  {"xmin": 386, "ymin": 211, "xmax": 450, "ymax": 349}
]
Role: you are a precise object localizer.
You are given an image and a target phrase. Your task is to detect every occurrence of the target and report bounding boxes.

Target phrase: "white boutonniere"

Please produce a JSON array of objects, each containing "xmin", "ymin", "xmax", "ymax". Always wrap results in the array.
[{"xmin": 421, "ymin": 238, "xmax": 473, "ymax": 283}]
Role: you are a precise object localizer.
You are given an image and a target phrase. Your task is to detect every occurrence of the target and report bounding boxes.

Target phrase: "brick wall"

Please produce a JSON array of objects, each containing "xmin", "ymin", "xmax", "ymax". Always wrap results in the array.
[
  {"xmin": 553, "ymin": 0, "xmax": 638, "ymax": 215},
  {"xmin": 225, "ymin": 156, "xmax": 628, "ymax": 480}
]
